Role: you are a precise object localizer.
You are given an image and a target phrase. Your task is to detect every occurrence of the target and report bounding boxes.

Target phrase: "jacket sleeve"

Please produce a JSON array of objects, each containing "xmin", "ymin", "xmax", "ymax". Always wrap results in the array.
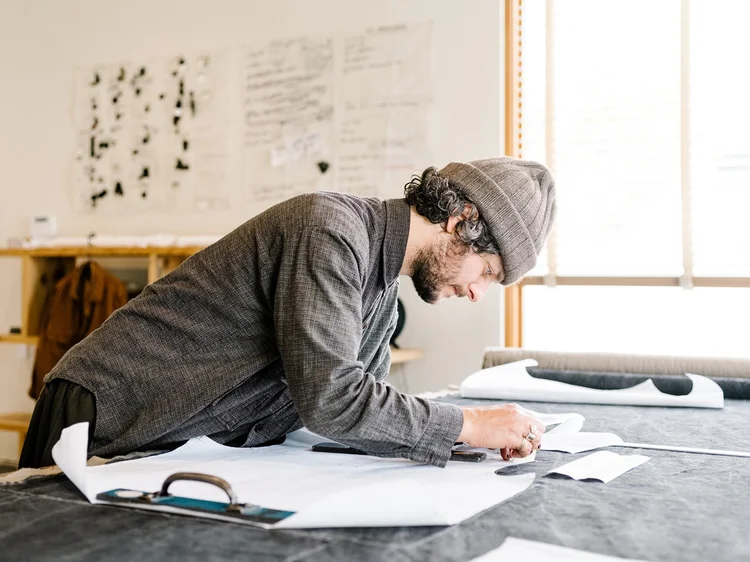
[{"xmin": 273, "ymin": 227, "xmax": 464, "ymax": 467}]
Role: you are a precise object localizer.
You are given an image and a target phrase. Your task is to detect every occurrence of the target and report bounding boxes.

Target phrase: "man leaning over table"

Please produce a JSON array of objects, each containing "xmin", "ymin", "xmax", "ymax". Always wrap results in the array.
[{"xmin": 20, "ymin": 156, "xmax": 556, "ymax": 469}]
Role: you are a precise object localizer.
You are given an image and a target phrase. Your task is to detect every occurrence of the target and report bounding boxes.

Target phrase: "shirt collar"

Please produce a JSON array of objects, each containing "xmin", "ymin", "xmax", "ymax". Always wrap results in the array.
[{"xmin": 381, "ymin": 199, "xmax": 410, "ymax": 285}]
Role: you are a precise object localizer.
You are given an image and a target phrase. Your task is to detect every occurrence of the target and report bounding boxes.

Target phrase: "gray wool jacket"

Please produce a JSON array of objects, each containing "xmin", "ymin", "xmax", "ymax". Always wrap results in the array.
[{"xmin": 47, "ymin": 192, "xmax": 464, "ymax": 467}]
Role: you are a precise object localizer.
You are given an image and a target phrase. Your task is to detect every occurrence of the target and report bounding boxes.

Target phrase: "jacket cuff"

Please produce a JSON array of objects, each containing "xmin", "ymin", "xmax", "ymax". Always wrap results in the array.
[{"xmin": 410, "ymin": 402, "xmax": 464, "ymax": 467}]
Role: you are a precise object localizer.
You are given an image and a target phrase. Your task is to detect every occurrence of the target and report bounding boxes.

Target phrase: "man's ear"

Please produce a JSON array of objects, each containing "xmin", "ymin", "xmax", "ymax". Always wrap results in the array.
[{"xmin": 444, "ymin": 205, "xmax": 476, "ymax": 234}]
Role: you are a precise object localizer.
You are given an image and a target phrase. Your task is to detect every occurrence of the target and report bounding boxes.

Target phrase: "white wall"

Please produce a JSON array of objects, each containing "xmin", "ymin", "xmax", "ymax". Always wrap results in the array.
[{"xmin": 0, "ymin": 0, "xmax": 505, "ymax": 461}]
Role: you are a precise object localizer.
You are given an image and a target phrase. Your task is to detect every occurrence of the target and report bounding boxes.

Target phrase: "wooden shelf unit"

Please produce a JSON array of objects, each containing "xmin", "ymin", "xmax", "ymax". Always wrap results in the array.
[
  {"xmin": 390, "ymin": 347, "xmax": 424, "ymax": 365},
  {"xmin": 0, "ymin": 334, "xmax": 39, "ymax": 345},
  {"xmin": 0, "ymin": 245, "xmax": 199, "ymax": 344}
]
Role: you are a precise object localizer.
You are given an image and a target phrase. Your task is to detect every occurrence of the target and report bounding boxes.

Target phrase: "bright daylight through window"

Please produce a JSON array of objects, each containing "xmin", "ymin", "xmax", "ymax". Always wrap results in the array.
[{"xmin": 518, "ymin": 0, "xmax": 750, "ymax": 357}]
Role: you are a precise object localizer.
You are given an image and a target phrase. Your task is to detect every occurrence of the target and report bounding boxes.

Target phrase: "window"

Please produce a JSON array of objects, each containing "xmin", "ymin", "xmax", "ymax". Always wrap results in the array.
[{"xmin": 515, "ymin": 0, "xmax": 750, "ymax": 356}]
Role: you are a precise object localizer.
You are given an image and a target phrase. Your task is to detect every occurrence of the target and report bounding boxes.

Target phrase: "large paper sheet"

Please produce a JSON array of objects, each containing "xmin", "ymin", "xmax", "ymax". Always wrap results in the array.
[
  {"xmin": 547, "ymin": 451, "xmax": 649, "ymax": 483},
  {"xmin": 472, "ymin": 537, "xmax": 649, "ymax": 561},
  {"xmin": 460, "ymin": 359, "xmax": 724, "ymax": 408},
  {"xmin": 53, "ymin": 423, "xmax": 534, "ymax": 529}
]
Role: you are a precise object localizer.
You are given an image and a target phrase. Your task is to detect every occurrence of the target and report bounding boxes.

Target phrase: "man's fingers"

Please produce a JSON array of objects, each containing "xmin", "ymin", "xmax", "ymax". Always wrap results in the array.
[{"xmin": 513, "ymin": 436, "xmax": 533, "ymax": 458}]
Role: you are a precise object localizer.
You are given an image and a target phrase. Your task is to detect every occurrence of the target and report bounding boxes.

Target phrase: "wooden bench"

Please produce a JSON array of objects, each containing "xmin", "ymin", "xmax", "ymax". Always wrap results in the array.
[{"xmin": 0, "ymin": 412, "xmax": 31, "ymax": 458}]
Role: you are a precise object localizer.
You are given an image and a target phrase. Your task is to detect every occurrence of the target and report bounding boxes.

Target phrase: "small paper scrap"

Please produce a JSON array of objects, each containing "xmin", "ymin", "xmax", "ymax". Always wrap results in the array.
[
  {"xmin": 471, "ymin": 537, "xmax": 649, "ymax": 561},
  {"xmin": 542, "ymin": 432, "xmax": 624, "ymax": 454},
  {"xmin": 547, "ymin": 451, "xmax": 649, "ymax": 483}
]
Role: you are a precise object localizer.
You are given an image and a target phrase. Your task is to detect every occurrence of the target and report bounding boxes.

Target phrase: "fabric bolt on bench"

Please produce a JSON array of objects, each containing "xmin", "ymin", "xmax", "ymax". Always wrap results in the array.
[
  {"xmin": 460, "ymin": 359, "xmax": 724, "ymax": 408},
  {"xmin": 481, "ymin": 349, "xmax": 750, "ymax": 399}
]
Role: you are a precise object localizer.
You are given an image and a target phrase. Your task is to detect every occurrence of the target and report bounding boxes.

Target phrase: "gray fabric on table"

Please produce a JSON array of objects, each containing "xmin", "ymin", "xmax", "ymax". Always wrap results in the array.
[{"xmin": 1, "ymin": 397, "xmax": 749, "ymax": 561}]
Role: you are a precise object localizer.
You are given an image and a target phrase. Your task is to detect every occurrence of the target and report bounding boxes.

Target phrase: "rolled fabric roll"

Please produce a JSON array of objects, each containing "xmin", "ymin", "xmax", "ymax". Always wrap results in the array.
[{"xmin": 481, "ymin": 349, "xmax": 750, "ymax": 399}]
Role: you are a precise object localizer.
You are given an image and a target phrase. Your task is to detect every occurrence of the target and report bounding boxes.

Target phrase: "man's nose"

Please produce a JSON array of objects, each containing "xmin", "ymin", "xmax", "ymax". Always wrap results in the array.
[{"xmin": 467, "ymin": 280, "xmax": 488, "ymax": 303}]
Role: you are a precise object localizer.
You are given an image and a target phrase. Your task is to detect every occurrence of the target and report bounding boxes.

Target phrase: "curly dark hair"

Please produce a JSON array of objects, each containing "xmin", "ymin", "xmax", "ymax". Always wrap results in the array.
[{"xmin": 404, "ymin": 167, "xmax": 500, "ymax": 255}]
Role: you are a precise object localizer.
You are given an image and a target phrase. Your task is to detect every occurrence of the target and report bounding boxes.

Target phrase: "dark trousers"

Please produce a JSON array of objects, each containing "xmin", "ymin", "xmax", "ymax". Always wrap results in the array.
[{"xmin": 18, "ymin": 379, "xmax": 96, "ymax": 469}]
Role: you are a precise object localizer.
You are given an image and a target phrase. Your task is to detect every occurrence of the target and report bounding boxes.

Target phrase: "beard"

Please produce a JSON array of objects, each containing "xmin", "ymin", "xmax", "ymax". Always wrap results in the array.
[{"xmin": 411, "ymin": 238, "xmax": 470, "ymax": 304}]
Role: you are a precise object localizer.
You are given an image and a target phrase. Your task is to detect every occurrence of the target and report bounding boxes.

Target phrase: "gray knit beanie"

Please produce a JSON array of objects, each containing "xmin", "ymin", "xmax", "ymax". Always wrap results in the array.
[{"xmin": 439, "ymin": 157, "xmax": 556, "ymax": 285}]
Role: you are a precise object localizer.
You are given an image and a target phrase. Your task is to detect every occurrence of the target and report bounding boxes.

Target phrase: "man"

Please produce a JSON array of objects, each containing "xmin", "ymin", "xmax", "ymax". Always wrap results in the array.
[{"xmin": 19, "ymin": 156, "xmax": 556, "ymax": 469}]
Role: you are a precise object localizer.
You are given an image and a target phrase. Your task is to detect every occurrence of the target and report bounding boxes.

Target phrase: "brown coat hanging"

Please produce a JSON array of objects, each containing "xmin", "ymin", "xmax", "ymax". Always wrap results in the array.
[{"xmin": 29, "ymin": 261, "xmax": 128, "ymax": 399}]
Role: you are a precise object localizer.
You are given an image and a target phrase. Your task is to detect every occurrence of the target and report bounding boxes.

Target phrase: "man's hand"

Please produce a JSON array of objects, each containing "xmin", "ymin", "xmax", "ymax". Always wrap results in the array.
[{"xmin": 458, "ymin": 404, "xmax": 544, "ymax": 460}]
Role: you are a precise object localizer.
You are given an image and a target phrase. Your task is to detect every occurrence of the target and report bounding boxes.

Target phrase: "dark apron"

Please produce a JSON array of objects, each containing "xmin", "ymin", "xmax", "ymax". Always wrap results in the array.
[{"xmin": 18, "ymin": 379, "xmax": 96, "ymax": 469}]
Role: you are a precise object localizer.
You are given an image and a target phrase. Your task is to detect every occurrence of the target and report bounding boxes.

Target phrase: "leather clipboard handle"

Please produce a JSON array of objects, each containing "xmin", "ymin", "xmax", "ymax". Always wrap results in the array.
[{"xmin": 155, "ymin": 472, "xmax": 242, "ymax": 511}]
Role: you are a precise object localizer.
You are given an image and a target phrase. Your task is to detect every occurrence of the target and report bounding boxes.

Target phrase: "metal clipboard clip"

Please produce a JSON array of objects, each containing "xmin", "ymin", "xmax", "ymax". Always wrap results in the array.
[{"xmin": 96, "ymin": 472, "xmax": 296, "ymax": 527}]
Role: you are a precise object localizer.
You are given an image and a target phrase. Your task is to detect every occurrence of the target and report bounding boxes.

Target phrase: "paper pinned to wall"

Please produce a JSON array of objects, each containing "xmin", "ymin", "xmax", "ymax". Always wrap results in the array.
[
  {"xmin": 72, "ymin": 50, "xmax": 232, "ymax": 214},
  {"xmin": 243, "ymin": 36, "xmax": 335, "ymax": 202},
  {"xmin": 339, "ymin": 23, "xmax": 432, "ymax": 101},
  {"xmin": 336, "ymin": 22, "xmax": 433, "ymax": 198},
  {"xmin": 459, "ymin": 359, "xmax": 724, "ymax": 409},
  {"xmin": 53, "ymin": 423, "xmax": 535, "ymax": 529},
  {"xmin": 472, "ymin": 537, "xmax": 649, "ymax": 562},
  {"xmin": 337, "ymin": 99, "xmax": 431, "ymax": 198},
  {"xmin": 242, "ymin": 22, "xmax": 434, "ymax": 203},
  {"xmin": 547, "ymin": 451, "xmax": 649, "ymax": 483}
]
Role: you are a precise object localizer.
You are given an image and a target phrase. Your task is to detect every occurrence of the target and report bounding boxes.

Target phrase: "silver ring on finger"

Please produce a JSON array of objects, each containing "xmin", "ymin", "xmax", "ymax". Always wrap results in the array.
[{"xmin": 525, "ymin": 424, "xmax": 538, "ymax": 442}]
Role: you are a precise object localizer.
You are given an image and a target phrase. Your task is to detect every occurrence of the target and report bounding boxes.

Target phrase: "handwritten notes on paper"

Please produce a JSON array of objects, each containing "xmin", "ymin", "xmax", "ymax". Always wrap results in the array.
[
  {"xmin": 337, "ymin": 24, "xmax": 432, "ymax": 198},
  {"xmin": 243, "ymin": 37, "xmax": 335, "ymax": 201},
  {"xmin": 73, "ymin": 22, "xmax": 434, "ymax": 213},
  {"xmin": 244, "ymin": 22, "xmax": 433, "ymax": 202}
]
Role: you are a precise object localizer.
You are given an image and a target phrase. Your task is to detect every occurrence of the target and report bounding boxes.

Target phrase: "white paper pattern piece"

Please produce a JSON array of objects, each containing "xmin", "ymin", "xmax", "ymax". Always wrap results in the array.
[
  {"xmin": 534, "ymin": 412, "xmax": 585, "ymax": 435},
  {"xmin": 460, "ymin": 359, "xmax": 724, "ymax": 409},
  {"xmin": 547, "ymin": 451, "xmax": 649, "ymax": 483},
  {"xmin": 53, "ymin": 423, "xmax": 534, "ymax": 529},
  {"xmin": 472, "ymin": 537, "xmax": 649, "ymax": 562},
  {"xmin": 543, "ymin": 432, "xmax": 625, "ymax": 454}
]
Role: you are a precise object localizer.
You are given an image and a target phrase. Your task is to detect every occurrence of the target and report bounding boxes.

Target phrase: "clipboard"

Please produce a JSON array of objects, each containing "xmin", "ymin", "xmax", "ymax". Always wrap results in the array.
[{"xmin": 96, "ymin": 472, "xmax": 295, "ymax": 528}]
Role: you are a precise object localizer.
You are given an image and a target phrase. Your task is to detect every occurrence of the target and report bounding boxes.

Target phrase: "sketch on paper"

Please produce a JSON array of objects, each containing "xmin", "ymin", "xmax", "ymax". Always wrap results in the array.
[{"xmin": 72, "ymin": 50, "xmax": 231, "ymax": 214}]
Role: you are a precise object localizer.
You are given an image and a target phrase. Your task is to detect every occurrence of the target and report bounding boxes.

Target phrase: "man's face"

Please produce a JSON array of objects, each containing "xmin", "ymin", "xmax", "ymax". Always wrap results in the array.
[{"xmin": 411, "ymin": 237, "xmax": 504, "ymax": 304}]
